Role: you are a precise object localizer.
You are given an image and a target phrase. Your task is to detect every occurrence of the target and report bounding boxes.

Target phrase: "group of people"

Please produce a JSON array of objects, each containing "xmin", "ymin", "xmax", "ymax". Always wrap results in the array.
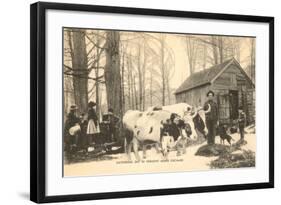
[
  {"xmin": 204, "ymin": 90, "xmax": 246, "ymax": 145},
  {"xmin": 65, "ymin": 90, "xmax": 246, "ymax": 155},
  {"xmin": 64, "ymin": 101, "xmax": 120, "ymax": 153}
]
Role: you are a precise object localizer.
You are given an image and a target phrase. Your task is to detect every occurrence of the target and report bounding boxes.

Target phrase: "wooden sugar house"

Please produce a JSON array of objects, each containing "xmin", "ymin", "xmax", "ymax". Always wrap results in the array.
[{"xmin": 175, "ymin": 58, "xmax": 255, "ymax": 125}]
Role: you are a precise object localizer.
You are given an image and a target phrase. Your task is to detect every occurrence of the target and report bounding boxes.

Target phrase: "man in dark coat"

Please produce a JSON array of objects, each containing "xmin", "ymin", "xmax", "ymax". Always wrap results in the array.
[
  {"xmin": 64, "ymin": 105, "xmax": 80, "ymax": 151},
  {"xmin": 238, "ymin": 106, "xmax": 246, "ymax": 140},
  {"xmin": 65, "ymin": 105, "xmax": 80, "ymax": 130},
  {"xmin": 102, "ymin": 108, "xmax": 120, "ymax": 142},
  {"xmin": 204, "ymin": 90, "xmax": 219, "ymax": 145},
  {"xmin": 79, "ymin": 113, "xmax": 88, "ymax": 151}
]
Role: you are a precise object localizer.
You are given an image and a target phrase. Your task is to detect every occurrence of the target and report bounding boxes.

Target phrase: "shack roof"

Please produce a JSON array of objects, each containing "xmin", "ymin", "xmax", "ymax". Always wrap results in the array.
[{"xmin": 175, "ymin": 58, "xmax": 254, "ymax": 94}]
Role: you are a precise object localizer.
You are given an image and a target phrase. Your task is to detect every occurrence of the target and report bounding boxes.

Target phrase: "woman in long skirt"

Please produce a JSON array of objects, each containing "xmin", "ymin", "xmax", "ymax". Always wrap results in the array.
[{"xmin": 87, "ymin": 101, "xmax": 99, "ymax": 145}]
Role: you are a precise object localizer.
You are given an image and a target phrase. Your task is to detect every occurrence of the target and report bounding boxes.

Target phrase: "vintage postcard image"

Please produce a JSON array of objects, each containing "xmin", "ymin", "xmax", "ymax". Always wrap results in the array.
[{"xmin": 63, "ymin": 28, "xmax": 256, "ymax": 177}]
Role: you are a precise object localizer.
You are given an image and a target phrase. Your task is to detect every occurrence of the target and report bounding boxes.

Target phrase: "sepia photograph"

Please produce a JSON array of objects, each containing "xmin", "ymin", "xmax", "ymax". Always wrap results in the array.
[{"xmin": 63, "ymin": 28, "xmax": 256, "ymax": 177}]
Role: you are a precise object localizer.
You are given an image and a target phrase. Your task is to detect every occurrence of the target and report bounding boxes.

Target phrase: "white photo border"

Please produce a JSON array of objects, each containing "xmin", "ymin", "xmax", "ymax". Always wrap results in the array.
[{"xmin": 45, "ymin": 9, "xmax": 270, "ymax": 197}]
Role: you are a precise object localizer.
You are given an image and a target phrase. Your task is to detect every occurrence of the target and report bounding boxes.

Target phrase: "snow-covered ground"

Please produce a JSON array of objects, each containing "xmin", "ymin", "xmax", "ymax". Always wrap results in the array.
[{"xmin": 64, "ymin": 132, "xmax": 256, "ymax": 177}]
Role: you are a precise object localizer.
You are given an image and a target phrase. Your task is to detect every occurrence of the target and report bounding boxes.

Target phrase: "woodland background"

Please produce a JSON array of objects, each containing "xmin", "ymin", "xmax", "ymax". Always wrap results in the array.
[{"xmin": 64, "ymin": 29, "xmax": 255, "ymax": 119}]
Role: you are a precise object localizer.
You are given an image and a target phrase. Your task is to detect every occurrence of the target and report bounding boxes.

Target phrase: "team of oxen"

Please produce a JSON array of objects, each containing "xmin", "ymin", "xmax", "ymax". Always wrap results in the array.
[{"xmin": 122, "ymin": 103, "xmax": 210, "ymax": 161}]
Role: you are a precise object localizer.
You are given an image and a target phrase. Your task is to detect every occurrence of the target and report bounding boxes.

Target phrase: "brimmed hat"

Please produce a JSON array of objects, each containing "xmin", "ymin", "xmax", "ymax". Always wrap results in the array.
[
  {"xmin": 88, "ymin": 101, "xmax": 96, "ymax": 107},
  {"xmin": 70, "ymin": 105, "xmax": 78, "ymax": 111},
  {"xmin": 206, "ymin": 90, "xmax": 215, "ymax": 97}
]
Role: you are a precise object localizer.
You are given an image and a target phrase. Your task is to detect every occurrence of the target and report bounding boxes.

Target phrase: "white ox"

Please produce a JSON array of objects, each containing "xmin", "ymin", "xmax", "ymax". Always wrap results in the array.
[
  {"xmin": 148, "ymin": 103, "xmax": 210, "ymax": 140},
  {"xmin": 123, "ymin": 103, "xmax": 210, "ymax": 160},
  {"xmin": 123, "ymin": 110, "xmax": 171, "ymax": 161}
]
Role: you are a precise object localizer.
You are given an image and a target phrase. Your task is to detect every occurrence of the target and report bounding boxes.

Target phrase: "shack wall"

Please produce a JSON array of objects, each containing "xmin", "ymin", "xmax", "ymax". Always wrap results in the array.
[{"xmin": 175, "ymin": 64, "xmax": 255, "ymax": 124}]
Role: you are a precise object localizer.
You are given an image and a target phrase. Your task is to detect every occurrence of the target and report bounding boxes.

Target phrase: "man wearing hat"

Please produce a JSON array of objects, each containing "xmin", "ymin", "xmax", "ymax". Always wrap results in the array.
[
  {"xmin": 64, "ymin": 105, "xmax": 80, "ymax": 151},
  {"xmin": 65, "ymin": 105, "xmax": 80, "ymax": 132},
  {"xmin": 106, "ymin": 108, "xmax": 120, "ymax": 142},
  {"xmin": 204, "ymin": 90, "xmax": 218, "ymax": 145},
  {"xmin": 238, "ymin": 106, "xmax": 246, "ymax": 141}
]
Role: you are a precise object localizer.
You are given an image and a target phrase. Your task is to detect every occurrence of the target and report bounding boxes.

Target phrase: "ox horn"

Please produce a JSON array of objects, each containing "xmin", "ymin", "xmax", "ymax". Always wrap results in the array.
[{"xmin": 190, "ymin": 107, "xmax": 198, "ymax": 119}]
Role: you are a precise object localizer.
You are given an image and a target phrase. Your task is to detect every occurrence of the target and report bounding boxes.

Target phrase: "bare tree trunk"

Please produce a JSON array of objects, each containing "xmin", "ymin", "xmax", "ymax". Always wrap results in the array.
[
  {"xmin": 104, "ymin": 31, "xmax": 121, "ymax": 117},
  {"xmin": 218, "ymin": 36, "xmax": 224, "ymax": 63},
  {"xmin": 133, "ymin": 75, "xmax": 138, "ymax": 109},
  {"xmin": 137, "ymin": 44, "xmax": 143, "ymax": 110},
  {"xmin": 160, "ymin": 35, "xmax": 166, "ymax": 106},
  {"xmin": 64, "ymin": 76, "xmax": 73, "ymax": 116},
  {"xmin": 64, "ymin": 31, "xmax": 75, "ymax": 117},
  {"xmin": 250, "ymin": 38, "xmax": 256, "ymax": 81},
  {"xmin": 166, "ymin": 77, "xmax": 171, "ymax": 105},
  {"xmin": 142, "ymin": 45, "xmax": 147, "ymax": 111},
  {"xmin": 95, "ymin": 64, "xmax": 100, "ymax": 119},
  {"xmin": 202, "ymin": 43, "xmax": 207, "ymax": 69},
  {"xmin": 95, "ymin": 33, "xmax": 100, "ymax": 120},
  {"xmin": 185, "ymin": 36, "xmax": 198, "ymax": 74},
  {"xmin": 149, "ymin": 71, "xmax": 153, "ymax": 106},
  {"xmin": 71, "ymin": 29, "xmax": 88, "ymax": 114},
  {"xmin": 233, "ymin": 38, "xmax": 241, "ymax": 63},
  {"xmin": 127, "ymin": 57, "xmax": 132, "ymax": 109},
  {"xmin": 211, "ymin": 36, "xmax": 218, "ymax": 65},
  {"xmin": 130, "ymin": 59, "xmax": 135, "ymax": 110},
  {"xmin": 121, "ymin": 49, "xmax": 126, "ymax": 115}
]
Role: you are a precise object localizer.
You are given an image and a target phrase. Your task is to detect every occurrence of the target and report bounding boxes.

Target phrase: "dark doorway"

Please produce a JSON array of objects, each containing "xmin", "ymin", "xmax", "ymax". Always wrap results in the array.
[{"xmin": 229, "ymin": 90, "xmax": 238, "ymax": 120}]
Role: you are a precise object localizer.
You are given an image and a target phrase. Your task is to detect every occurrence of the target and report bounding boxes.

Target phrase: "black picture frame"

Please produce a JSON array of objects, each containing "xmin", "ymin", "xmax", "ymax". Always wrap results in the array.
[{"xmin": 30, "ymin": 1, "xmax": 274, "ymax": 203}]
